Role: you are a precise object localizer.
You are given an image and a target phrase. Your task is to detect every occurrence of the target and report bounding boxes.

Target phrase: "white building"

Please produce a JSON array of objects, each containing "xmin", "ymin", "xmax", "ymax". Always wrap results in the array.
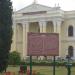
[{"xmin": 11, "ymin": 2, "xmax": 75, "ymax": 59}]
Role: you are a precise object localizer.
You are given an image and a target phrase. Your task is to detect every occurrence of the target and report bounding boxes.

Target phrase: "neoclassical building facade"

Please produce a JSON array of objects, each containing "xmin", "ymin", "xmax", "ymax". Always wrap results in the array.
[{"xmin": 11, "ymin": 3, "xmax": 75, "ymax": 59}]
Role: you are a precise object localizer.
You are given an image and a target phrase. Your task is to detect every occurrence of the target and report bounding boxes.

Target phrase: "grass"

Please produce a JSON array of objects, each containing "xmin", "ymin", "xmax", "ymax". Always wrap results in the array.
[
  {"xmin": 31, "ymin": 66, "xmax": 75, "ymax": 75},
  {"xmin": 0, "ymin": 66, "xmax": 75, "ymax": 75}
]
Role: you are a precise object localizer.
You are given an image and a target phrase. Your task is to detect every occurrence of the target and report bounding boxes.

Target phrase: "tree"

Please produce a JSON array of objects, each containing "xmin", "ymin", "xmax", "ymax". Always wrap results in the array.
[
  {"xmin": 0, "ymin": 0, "xmax": 12, "ymax": 72},
  {"xmin": 8, "ymin": 51, "xmax": 21, "ymax": 65}
]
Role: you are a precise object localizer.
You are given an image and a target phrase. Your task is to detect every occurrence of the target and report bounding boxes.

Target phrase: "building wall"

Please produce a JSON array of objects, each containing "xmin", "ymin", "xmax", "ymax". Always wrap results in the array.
[
  {"xmin": 11, "ymin": 19, "xmax": 75, "ymax": 59},
  {"xmin": 61, "ymin": 19, "xmax": 75, "ymax": 58},
  {"xmin": 11, "ymin": 4, "xmax": 75, "ymax": 59}
]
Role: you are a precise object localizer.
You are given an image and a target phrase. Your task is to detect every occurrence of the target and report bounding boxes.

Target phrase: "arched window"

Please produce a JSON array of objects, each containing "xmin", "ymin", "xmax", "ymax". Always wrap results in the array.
[
  {"xmin": 68, "ymin": 46, "xmax": 73, "ymax": 57},
  {"xmin": 68, "ymin": 26, "xmax": 73, "ymax": 36}
]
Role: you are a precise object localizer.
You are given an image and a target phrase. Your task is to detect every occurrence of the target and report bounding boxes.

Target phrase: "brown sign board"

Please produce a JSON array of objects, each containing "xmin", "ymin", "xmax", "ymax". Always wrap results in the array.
[{"xmin": 27, "ymin": 33, "xmax": 59, "ymax": 56}]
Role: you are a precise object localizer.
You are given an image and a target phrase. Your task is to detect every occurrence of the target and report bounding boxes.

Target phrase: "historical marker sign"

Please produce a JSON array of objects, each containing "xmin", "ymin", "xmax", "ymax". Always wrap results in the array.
[{"xmin": 27, "ymin": 33, "xmax": 59, "ymax": 56}]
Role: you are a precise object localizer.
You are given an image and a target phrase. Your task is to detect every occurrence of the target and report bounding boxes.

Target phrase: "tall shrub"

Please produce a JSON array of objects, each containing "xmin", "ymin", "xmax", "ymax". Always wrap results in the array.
[
  {"xmin": 8, "ymin": 51, "xmax": 21, "ymax": 65},
  {"xmin": 0, "ymin": 0, "xmax": 12, "ymax": 72}
]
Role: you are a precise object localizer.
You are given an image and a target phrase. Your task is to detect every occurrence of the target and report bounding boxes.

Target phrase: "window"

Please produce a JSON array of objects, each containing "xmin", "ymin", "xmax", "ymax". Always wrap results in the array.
[
  {"xmin": 68, "ymin": 46, "xmax": 73, "ymax": 57},
  {"xmin": 68, "ymin": 26, "xmax": 73, "ymax": 36}
]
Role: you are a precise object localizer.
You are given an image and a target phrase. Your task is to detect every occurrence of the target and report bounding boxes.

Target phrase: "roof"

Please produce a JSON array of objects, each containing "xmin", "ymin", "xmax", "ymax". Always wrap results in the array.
[{"xmin": 16, "ymin": 3, "xmax": 52, "ymax": 13}]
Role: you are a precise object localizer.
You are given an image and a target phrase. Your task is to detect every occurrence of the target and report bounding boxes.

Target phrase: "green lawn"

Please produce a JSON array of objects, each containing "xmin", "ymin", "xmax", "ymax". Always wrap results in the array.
[
  {"xmin": 0, "ymin": 66, "xmax": 75, "ymax": 75},
  {"xmin": 30, "ymin": 66, "xmax": 75, "ymax": 75}
]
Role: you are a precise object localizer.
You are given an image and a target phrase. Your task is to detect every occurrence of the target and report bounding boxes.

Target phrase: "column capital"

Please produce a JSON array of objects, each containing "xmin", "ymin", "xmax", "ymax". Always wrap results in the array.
[
  {"xmin": 53, "ymin": 20, "xmax": 57, "ymax": 25},
  {"xmin": 23, "ymin": 22, "xmax": 29, "ymax": 30},
  {"xmin": 52, "ymin": 20, "xmax": 56, "ymax": 22},
  {"xmin": 39, "ymin": 21, "xmax": 46, "ymax": 26},
  {"xmin": 39, "ymin": 20, "xmax": 46, "ymax": 23}
]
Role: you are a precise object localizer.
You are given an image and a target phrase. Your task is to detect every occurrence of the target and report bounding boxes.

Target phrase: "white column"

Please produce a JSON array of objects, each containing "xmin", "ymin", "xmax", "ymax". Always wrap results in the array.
[
  {"xmin": 22, "ymin": 22, "xmax": 29, "ymax": 59},
  {"xmin": 57, "ymin": 21, "xmax": 61, "ymax": 33},
  {"xmin": 56, "ymin": 21, "xmax": 62, "ymax": 57},
  {"xmin": 43, "ymin": 21, "xmax": 46, "ymax": 33},
  {"xmin": 13, "ymin": 21, "xmax": 17, "ymax": 51},
  {"xmin": 39, "ymin": 21, "xmax": 43, "ymax": 33},
  {"xmin": 39, "ymin": 21, "xmax": 46, "ymax": 33},
  {"xmin": 25, "ymin": 22, "xmax": 29, "ymax": 58},
  {"xmin": 53, "ymin": 20, "xmax": 57, "ymax": 33},
  {"xmin": 53, "ymin": 20, "xmax": 62, "ymax": 57},
  {"xmin": 39, "ymin": 21, "xmax": 46, "ymax": 60},
  {"xmin": 23, "ymin": 23, "xmax": 26, "ymax": 59}
]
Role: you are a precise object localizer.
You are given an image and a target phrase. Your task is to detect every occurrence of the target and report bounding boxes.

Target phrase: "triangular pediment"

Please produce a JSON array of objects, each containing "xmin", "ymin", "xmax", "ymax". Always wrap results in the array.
[{"xmin": 16, "ymin": 3, "xmax": 52, "ymax": 13}]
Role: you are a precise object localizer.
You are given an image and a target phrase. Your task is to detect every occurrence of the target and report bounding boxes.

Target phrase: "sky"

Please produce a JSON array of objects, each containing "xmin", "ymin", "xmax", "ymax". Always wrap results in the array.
[{"xmin": 11, "ymin": 0, "xmax": 75, "ymax": 11}]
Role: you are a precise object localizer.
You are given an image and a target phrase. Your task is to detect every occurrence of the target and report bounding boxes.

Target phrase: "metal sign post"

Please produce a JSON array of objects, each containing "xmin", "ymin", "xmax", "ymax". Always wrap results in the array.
[
  {"xmin": 30, "ymin": 56, "xmax": 32, "ymax": 75},
  {"xmin": 66, "ymin": 55, "xmax": 72, "ymax": 75},
  {"xmin": 53, "ymin": 56, "xmax": 56, "ymax": 75}
]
